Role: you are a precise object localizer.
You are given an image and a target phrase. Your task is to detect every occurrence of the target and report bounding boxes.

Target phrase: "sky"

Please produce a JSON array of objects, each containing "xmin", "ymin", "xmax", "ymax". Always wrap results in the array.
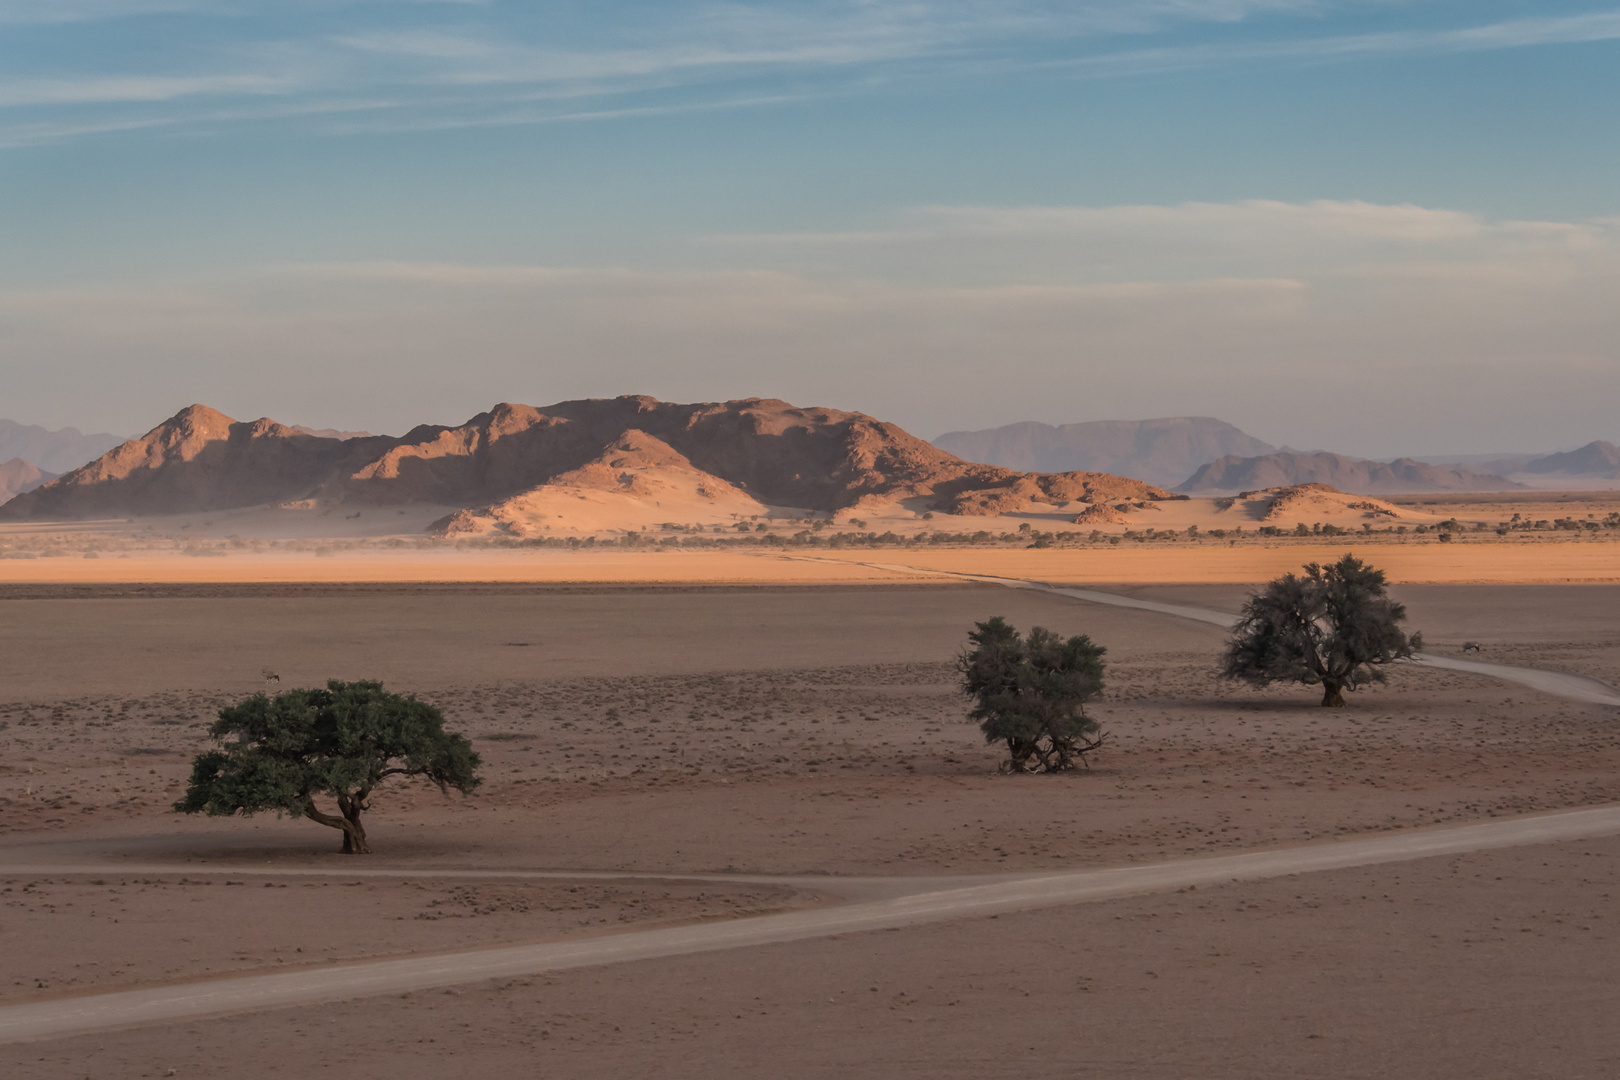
[{"xmin": 1, "ymin": 1, "xmax": 1618, "ymax": 457}]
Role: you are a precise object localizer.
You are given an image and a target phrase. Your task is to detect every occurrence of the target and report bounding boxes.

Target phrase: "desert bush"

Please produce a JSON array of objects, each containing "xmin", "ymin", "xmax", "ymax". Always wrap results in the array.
[{"xmin": 959, "ymin": 617, "xmax": 1107, "ymax": 772}]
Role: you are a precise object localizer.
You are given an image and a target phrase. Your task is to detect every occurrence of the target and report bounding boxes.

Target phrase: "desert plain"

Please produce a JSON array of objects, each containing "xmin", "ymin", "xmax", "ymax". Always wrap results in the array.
[{"xmin": 2, "ymin": 536, "xmax": 1619, "ymax": 1078}]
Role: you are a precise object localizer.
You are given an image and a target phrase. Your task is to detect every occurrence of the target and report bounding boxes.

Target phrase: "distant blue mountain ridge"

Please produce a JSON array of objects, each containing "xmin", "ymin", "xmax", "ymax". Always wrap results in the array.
[
  {"xmin": 934, "ymin": 418, "xmax": 1620, "ymax": 492},
  {"xmin": 0, "ymin": 419, "xmax": 126, "ymax": 474}
]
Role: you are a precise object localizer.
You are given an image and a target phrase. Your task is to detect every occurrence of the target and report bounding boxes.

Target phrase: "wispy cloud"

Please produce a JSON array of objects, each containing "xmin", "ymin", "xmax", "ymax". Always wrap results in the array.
[
  {"xmin": 700, "ymin": 200, "xmax": 1619, "ymax": 292},
  {"xmin": 0, "ymin": 1, "xmax": 209, "ymax": 24},
  {"xmin": 1049, "ymin": 9, "xmax": 1620, "ymax": 76},
  {"xmin": 0, "ymin": 73, "xmax": 293, "ymax": 108},
  {"xmin": 13, "ymin": 1, "xmax": 1616, "ymax": 144},
  {"xmin": 0, "ymin": 0, "xmax": 490, "ymax": 22},
  {"xmin": 322, "ymin": 2, "xmax": 1339, "ymax": 94},
  {"xmin": 719, "ymin": 200, "xmax": 1499, "ymax": 244}
]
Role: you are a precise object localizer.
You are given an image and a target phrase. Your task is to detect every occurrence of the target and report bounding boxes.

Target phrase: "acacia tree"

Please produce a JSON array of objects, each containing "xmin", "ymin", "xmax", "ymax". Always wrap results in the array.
[
  {"xmin": 1222, "ymin": 554, "xmax": 1421, "ymax": 707},
  {"xmin": 959, "ymin": 617, "xmax": 1107, "ymax": 772},
  {"xmin": 175, "ymin": 680, "xmax": 481, "ymax": 854}
]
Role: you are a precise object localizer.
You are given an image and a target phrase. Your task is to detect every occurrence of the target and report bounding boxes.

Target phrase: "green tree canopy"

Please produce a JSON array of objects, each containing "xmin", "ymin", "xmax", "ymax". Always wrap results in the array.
[
  {"xmin": 175, "ymin": 679, "xmax": 481, "ymax": 854},
  {"xmin": 1222, "ymin": 554, "xmax": 1422, "ymax": 707},
  {"xmin": 959, "ymin": 616, "xmax": 1107, "ymax": 772}
]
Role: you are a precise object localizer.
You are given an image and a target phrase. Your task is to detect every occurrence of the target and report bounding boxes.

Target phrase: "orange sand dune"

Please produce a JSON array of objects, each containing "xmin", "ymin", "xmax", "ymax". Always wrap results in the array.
[
  {"xmin": 0, "ymin": 540, "xmax": 1615, "ymax": 585},
  {"xmin": 0, "ymin": 550, "xmax": 898, "ymax": 585},
  {"xmin": 804, "ymin": 543, "xmax": 1620, "ymax": 585}
]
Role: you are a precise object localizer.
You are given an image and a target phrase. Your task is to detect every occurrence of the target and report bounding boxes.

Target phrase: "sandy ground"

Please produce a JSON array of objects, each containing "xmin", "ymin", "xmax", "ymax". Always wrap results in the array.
[
  {"xmin": 0, "ymin": 873, "xmax": 817, "ymax": 1005},
  {"xmin": 6, "ymin": 485, "xmax": 1617, "ymax": 549},
  {"xmin": 1, "ymin": 580, "xmax": 1618, "ymax": 1076},
  {"xmin": 8, "ymin": 835, "xmax": 1617, "ymax": 1080},
  {"xmin": 0, "ymin": 537, "xmax": 1617, "ymax": 586},
  {"xmin": 811, "ymin": 543, "xmax": 1620, "ymax": 585}
]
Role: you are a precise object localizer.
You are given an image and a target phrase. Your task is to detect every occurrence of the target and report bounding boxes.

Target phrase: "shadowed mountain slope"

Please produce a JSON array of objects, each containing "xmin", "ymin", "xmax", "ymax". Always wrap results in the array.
[
  {"xmin": 1, "ymin": 398, "xmax": 1177, "ymax": 530},
  {"xmin": 1178, "ymin": 451, "xmax": 1517, "ymax": 494},
  {"xmin": 933, "ymin": 417, "xmax": 1276, "ymax": 487},
  {"xmin": 2, "ymin": 406, "xmax": 399, "ymax": 519}
]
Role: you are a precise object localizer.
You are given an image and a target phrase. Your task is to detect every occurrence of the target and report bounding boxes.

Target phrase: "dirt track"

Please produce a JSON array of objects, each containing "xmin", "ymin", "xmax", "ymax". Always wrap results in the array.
[{"xmin": 5, "ymin": 805, "xmax": 1619, "ymax": 1045}]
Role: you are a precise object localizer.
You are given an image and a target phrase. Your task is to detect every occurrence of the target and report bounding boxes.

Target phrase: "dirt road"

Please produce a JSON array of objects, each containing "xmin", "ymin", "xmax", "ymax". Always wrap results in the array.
[{"xmin": 5, "ymin": 805, "xmax": 1619, "ymax": 1046}]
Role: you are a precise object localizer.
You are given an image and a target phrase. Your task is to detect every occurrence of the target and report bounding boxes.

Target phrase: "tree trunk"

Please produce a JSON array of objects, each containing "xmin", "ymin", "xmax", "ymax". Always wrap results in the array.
[
  {"xmin": 1321, "ymin": 681, "xmax": 1347, "ymax": 707},
  {"xmin": 337, "ymin": 792, "xmax": 370, "ymax": 855},
  {"xmin": 339, "ymin": 816, "xmax": 370, "ymax": 855},
  {"xmin": 1005, "ymin": 738, "xmax": 1038, "ymax": 772},
  {"xmin": 305, "ymin": 798, "xmax": 372, "ymax": 855}
]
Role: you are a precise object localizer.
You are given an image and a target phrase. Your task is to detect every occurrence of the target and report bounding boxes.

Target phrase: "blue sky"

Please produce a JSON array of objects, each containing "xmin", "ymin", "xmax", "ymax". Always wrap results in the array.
[{"xmin": 2, "ymin": 1, "xmax": 1618, "ymax": 455}]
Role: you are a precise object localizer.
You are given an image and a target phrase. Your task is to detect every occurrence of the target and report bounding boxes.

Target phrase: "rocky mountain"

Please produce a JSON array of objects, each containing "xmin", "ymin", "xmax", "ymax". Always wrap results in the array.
[
  {"xmin": 0, "ymin": 458, "xmax": 57, "ymax": 506},
  {"xmin": 0, "ymin": 419, "xmax": 125, "ymax": 474},
  {"xmin": 4, "ymin": 406, "xmax": 400, "ymax": 519},
  {"xmin": 1, "ymin": 398, "xmax": 1178, "ymax": 533},
  {"xmin": 932, "ymin": 417, "xmax": 1276, "ymax": 488},
  {"xmin": 1178, "ymin": 451, "xmax": 1516, "ymax": 494},
  {"xmin": 1522, "ymin": 440, "xmax": 1620, "ymax": 479}
]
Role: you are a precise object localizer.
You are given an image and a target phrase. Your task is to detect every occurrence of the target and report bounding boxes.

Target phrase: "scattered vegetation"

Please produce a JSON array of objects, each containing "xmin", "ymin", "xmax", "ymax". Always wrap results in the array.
[
  {"xmin": 1221, "ymin": 554, "xmax": 1422, "ymax": 707},
  {"xmin": 4, "ymin": 507, "xmax": 1619, "ymax": 561},
  {"xmin": 174, "ymin": 680, "xmax": 481, "ymax": 854},
  {"xmin": 959, "ymin": 617, "xmax": 1108, "ymax": 772}
]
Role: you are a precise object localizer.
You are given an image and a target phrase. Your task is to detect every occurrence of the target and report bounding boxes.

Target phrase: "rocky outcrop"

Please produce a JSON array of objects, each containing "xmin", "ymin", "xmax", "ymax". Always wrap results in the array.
[
  {"xmin": 933, "ymin": 471, "xmax": 1177, "ymax": 517},
  {"xmin": 1249, "ymin": 483, "xmax": 1404, "ymax": 523},
  {"xmin": 1072, "ymin": 502, "xmax": 1133, "ymax": 526}
]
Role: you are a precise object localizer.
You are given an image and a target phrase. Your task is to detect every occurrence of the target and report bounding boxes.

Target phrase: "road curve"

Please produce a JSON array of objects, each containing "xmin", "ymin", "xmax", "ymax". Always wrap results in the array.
[
  {"xmin": 831, "ymin": 559, "xmax": 1620, "ymax": 707},
  {"xmin": 4, "ymin": 805, "xmax": 1620, "ymax": 1045},
  {"xmin": 1411, "ymin": 654, "xmax": 1620, "ymax": 707}
]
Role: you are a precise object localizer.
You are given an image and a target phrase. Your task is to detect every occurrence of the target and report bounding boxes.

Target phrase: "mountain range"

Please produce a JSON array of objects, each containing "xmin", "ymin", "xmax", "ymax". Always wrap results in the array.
[
  {"xmin": 0, "ymin": 458, "xmax": 57, "ymax": 506},
  {"xmin": 0, "ymin": 419, "xmax": 126, "ymax": 474},
  {"xmin": 1521, "ymin": 441, "xmax": 1620, "ymax": 479},
  {"xmin": 1177, "ymin": 452, "xmax": 1516, "ymax": 494},
  {"xmin": 932, "ymin": 417, "xmax": 1275, "ymax": 488},
  {"xmin": 0, "ymin": 398, "xmax": 1176, "ymax": 533},
  {"xmin": 9, "ymin": 404, "xmax": 1615, "ymax": 525},
  {"xmin": 938, "ymin": 418, "xmax": 1620, "ymax": 492},
  {"xmin": 1187, "ymin": 442, "xmax": 1620, "ymax": 491}
]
